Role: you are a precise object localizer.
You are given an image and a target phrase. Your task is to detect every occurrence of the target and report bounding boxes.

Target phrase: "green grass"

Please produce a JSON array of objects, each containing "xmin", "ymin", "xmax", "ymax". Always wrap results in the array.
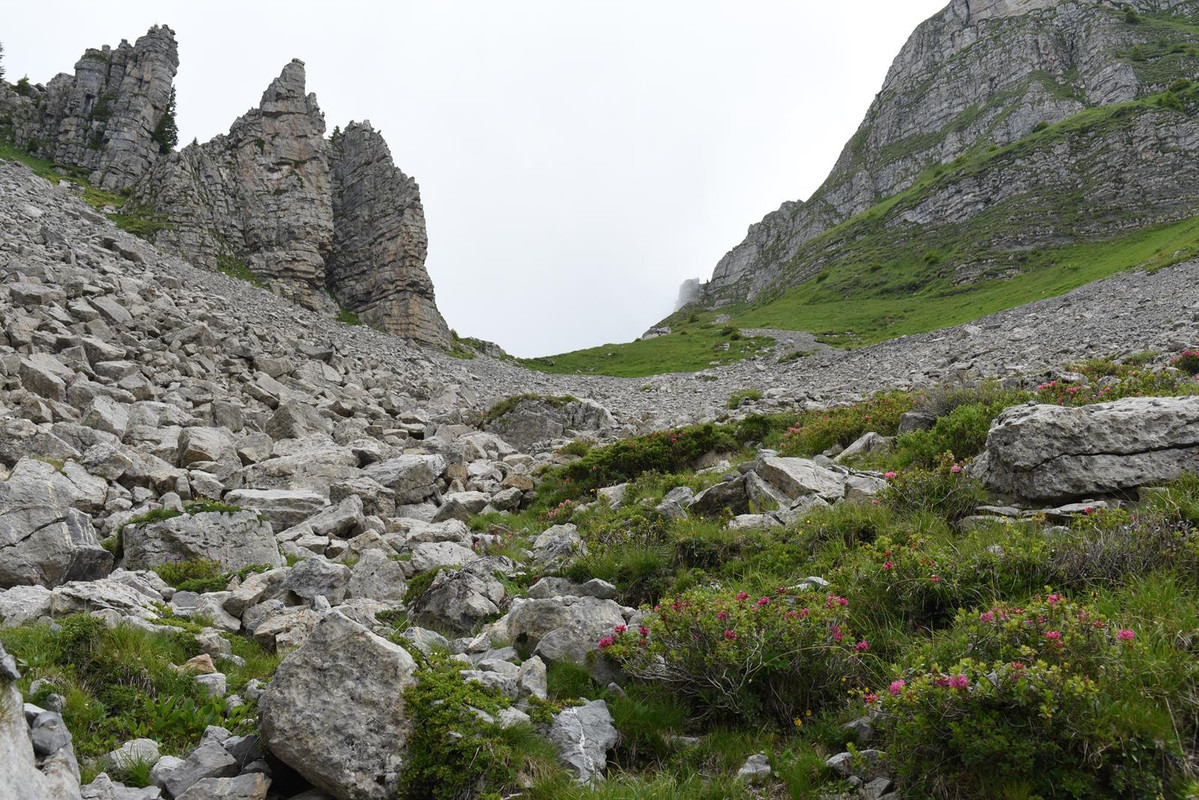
[
  {"xmin": 520, "ymin": 319, "xmax": 774, "ymax": 377},
  {"xmin": 734, "ymin": 213, "xmax": 1199, "ymax": 347},
  {"xmin": 0, "ymin": 616, "xmax": 277, "ymax": 760},
  {"xmin": 216, "ymin": 255, "xmax": 265, "ymax": 288}
]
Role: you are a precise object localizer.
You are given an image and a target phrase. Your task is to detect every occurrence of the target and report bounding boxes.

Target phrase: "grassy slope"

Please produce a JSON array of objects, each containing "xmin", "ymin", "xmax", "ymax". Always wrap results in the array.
[
  {"xmin": 735, "ymin": 213, "xmax": 1199, "ymax": 347},
  {"xmin": 517, "ymin": 320, "xmax": 774, "ymax": 377},
  {"xmin": 524, "ymin": 13, "xmax": 1199, "ymax": 375}
]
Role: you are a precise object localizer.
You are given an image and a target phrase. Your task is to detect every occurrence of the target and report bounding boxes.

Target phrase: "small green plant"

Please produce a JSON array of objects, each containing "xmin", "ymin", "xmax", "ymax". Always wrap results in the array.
[
  {"xmin": 335, "ymin": 304, "xmax": 362, "ymax": 326},
  {"xmin": 153, "ymin": 559, "xmax": 228, "ymax": 593},
  {"xmin": 725, "ymin": 388, "xmax": 762, "ymax": 409},
  {"xmin": 403, "ymin": 566, "xmax": 448, "ymax": 606},
  {"xmin": 400, "ymin": 653, "xmax": 562, "ymax": 799},
  {"xmin": 557, "ymin": 439, "xmax": 593, "ymax": 458},
  {"xmin": 216, "ymin": 255, "xmax": 264, "ymax": 288}
]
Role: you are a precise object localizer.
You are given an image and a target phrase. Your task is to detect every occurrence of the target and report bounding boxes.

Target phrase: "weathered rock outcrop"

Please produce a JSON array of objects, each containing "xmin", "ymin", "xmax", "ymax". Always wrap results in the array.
[
  {"xmin": 0, "ymin": 459, "xmax": 113, "ymax": 589},
  {"xmin": 0, "ymin": 26, "xmax": 177, "ymax": 192},
  {"xmin": 972, "ymin": 396, "xmax": 1199, "ymax": 503},
  {"xmin": 130, "ymin": 62, "xmax": 451, "ymax": 345},
  {"xmin": 121, "ymin": 510, "xmax": 282, "ymax": 572},
  {"xmin": 131, "ymin": 60, "xmax": 335, "ymax": 315},
  {"xmin": 483, "ymin": 396, "xmax": 616, "ymax": 451},
  {"xmin": 329, "ymin": 123, "xmax": 451, "ymax": 347},
  {"xmin": 702, "ymin": 0, "xmax": 1199, "ymax": 302}
]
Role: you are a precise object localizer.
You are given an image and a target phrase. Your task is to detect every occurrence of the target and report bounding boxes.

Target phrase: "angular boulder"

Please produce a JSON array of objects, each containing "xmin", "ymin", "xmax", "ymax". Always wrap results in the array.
[
  {"xmin": 408, "ymin": 558, "xmax": 509, "ymax": 634},
  {"xmin": 223, "ymin": 489, "xmax": 327, "ymax": 529},
  {"xmin": 0, "ymin": 460, "xmax": 112, "ymax": 589},
  {"xmin": 259, "ymin": 612, "xmax": 418, "ymax": 800},
  {"xmin": 505, "ymin": 596, "xmax": 627, "ymax": 668},
  {"xmin": 122, "ymin": 511, "xmax": 281, "ymax": 572},
  {"xmin": 973, "ymin": 397, "xmax": 1199, "ymax": 504},
  {"xmin": 754, "ymin": 456, "xmax": 846, "ymax": 504},
  {"xmin": 483, "ymin": 396, "xmax": 615, "ymax": 451},
  {"xmin": 361, "ymin": 455, "xmax": 446, "ymax": 504},
  {"xmin": 549, "ymin": 700, "xmax": 618, "ymax": 785}
]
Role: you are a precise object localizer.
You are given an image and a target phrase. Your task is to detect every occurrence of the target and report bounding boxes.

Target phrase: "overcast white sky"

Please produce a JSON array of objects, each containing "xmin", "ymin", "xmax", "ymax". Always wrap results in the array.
[{"xmin": 5, "ymin": 1, "xmax": 948, "ymax": 356}]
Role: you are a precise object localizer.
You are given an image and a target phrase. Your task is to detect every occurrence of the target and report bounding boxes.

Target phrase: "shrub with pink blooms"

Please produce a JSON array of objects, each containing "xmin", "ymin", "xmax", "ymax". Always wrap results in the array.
[
  {"xmin": 603, "ymin": 586, "xmax": 866, "ymax": 723},
  {"xmin": 881, "ymin": 594, "xmax": 1184, "ymax": 798},
  {"xmin": 880, "ymin": 452, "xmax": 985, "ymax": 522},
  {"xmin": 1171, "ymin": 348, "xmax": 1199, "ymax": 376}
]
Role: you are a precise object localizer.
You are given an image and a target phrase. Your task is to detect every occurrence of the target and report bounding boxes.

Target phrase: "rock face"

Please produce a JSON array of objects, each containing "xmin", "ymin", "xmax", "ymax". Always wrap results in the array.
[
  {"xmin": 0, "ymin": 29, "xmax": 451, "ymax": 347},
  {"xmin": 700, "ymin": 0, "xmax": 1199, "ymax": 303},
  {"xmin": 329, "ymin": 123, "xmax": 451, "ymax": 348},
  {"xmin": 258, "ymin": 612, "xmax": 418, "ymax": 800},
  {"xmin": 132, "ymin": 60, "xmax": 335, "ymax": 316},
  {"xmin": 973, "ymin": 396, "xmax": 1199, "ymax": 504},
  {"xmin": 130, "ymin": 62, "xmax": 450, "ymax": 345},
  {"xmin": 0, "ymin": 25, "xmax": 178, "ymax": 191}
]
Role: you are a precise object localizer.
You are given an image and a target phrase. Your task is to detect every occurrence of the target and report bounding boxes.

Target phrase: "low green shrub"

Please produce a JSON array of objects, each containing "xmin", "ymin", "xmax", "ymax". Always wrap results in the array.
[
  {"xmin": 778, "ymin": 391, "xmax": 913, "ymax": 457},
  {"xmin": 880, "ymin": 453, "xmax": 986, "ymax": 522},
  {"xmin": 608, "ymin": 586, "xmax": 865, "ymax": 723},
  {"xmin": 400, "ymin": 654, "xmax": 561, "ymax": 799},
  {"xmin": 1034, "ymin": 364, "xmax": 1198, "ymax": 406},
  {"xmin": 1171, "ymin": 348, "xmax": 1199, "ymax": 376},
  {"xmin": 403, "ymin": 566, "xmax": 448, "ymax": 606},
  {"xmin": 153, "ymin": 558, "xmax": 227, "ymax": 593},
  {"xmin": 895, "ymin": 399, "xmax": 1013, "ymax": 466},
  {"xmin": 725, "ymin": 388, "xmax": 762, "ymax": 409},
  {"xmin": 557, "ymin": 439, "xmax": 593, "ymax": 457},
  {"xmin": 883, "ymin": 595, "xmax": 1185, "ymax": 798},
  {"xmin": 543, "ymin": 423, "xmax": 742, "ymax": 504}
]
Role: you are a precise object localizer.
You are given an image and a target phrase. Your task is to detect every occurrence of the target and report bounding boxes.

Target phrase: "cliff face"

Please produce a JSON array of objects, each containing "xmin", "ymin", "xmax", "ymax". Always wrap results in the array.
[
  {"xmin": 0, "ymin": 30, "xmax": 452, "ymax": 349},
  {"xmin": 131, "ymin": 60, "xmax": 337, "ymax": 316},
  {"xmin": 330, "ymin": 123, "xmax": 452, "ymax": 348},
  {"xmin": 704, "ymin": 0, "xmax": 1199, "ymax": 303},
  {"xmin": 0, "ymin": 25, "xmax": 178, "ymax": 190}
]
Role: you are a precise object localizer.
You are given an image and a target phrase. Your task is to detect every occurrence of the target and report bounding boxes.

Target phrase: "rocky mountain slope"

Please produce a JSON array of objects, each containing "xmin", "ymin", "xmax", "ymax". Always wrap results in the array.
[
  {"xmin": 701, "ymin": 0, "xmax": 1199, "ymax": 304},
  {"xmin": 0, "ymin": 27, "xmax": 451, "ymax": 347}
]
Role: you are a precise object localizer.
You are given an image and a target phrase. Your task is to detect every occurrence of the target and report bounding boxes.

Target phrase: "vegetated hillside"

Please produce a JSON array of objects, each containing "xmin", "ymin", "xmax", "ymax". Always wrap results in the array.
[{"xmin": 528, "ymin": 1, "xmax": 1199, "ymax": 375}]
